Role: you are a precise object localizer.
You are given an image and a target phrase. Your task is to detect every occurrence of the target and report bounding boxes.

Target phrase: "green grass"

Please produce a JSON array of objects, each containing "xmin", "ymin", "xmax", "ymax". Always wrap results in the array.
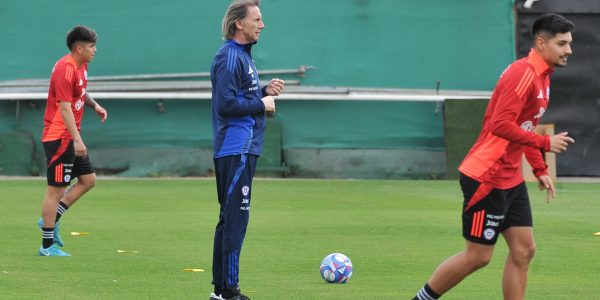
[{"xmin": 0, "ymin": 179, "xmax": 598, "ymax": 299}]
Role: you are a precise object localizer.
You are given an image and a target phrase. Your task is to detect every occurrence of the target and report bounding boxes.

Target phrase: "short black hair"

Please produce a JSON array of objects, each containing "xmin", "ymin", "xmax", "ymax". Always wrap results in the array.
[
  {"xmin": 531, "ymin": 13, "xmax": 575, "ymax": 38},
  {"xmin": 66, "ymin": 25, "xmax": 97, "ymax": 50}
]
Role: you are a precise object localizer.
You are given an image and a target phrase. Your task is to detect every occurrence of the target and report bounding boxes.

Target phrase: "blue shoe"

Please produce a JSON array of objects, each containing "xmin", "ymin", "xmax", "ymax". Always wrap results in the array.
[
  {"xmin": 38, "ymin": 244, "xmax": 71, "ymax": 256},
  {"xmin": 37, "ymin": 217, "xmax": 64, "ymax": 247}
]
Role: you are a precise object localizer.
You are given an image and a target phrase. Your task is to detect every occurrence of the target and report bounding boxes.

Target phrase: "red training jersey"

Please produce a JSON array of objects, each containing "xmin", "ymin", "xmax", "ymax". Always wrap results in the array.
[
  {"xmin": 42, "ymin": 54, "xmax": 88, "ymax": 142},
  {"xmin": 459, "ymin": 49, "xmax": 552, "ymax": 189}
]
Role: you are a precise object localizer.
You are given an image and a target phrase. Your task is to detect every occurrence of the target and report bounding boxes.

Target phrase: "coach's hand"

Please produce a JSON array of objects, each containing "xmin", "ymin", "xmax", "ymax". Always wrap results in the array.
[
  {"xmin": 74, "ymin": 139, "xmax": 88, "ymax": 157},
  {"xmin": 538, "ymin": 175, "xmax": 555, "ymax": 203},
  {"xmin": 265, "ymin": 78, "xmax": 285, "ymax": 96},
  {"xmin": 549, "ymin": 132, "xmax": 574, "ymax": 153},
  {"xmin": 262, "ymin": 95, "xmax": 276, "ymax": 117}
]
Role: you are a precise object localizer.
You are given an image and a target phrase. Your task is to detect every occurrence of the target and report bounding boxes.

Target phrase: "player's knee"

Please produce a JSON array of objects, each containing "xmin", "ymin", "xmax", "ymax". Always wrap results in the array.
[
  {"xmin": 466, "ymin": 251, "xmax": 492, "ymax": 269},
  {"xmin": 472, "ymin": 255, "xmax": 492, "ymax": 269},
  {"xmin": 85, "ymin": 178, "xmax": 96, "ymax": 190},
  {"xmin": 463, "ymin": 244, "xmax": 493, "ymax": 270},
  {"xmin": 47, "ymin": 186, "xmax": 67, "ymax": 199},
  {"xmin": 527, "ymin": 243, "xmax": 536, "ymax": 259},
  {"xmin": 79, "ymin": 175, "xmax": 96, "ymax": 190},
  {"xmin": 512, "ymin": 244, "xmax": 536, "ymax": 265}
]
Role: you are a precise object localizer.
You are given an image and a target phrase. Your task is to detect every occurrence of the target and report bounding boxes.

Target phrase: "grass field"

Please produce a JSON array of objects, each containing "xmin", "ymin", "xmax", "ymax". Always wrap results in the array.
[{"xmin": 0, "ymin": 178, "xmax": 598, "ymax": 299}]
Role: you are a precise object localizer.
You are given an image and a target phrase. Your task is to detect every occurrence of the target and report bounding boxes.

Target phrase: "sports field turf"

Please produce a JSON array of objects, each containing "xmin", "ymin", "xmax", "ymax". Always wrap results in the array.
[{"xmin": 0, "ymin": 178, "xmax": 598, "ymax": 299}]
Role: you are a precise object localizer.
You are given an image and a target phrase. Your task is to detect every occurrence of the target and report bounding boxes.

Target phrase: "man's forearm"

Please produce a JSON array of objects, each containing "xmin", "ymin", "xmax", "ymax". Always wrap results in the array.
[
  {"xmin": 84, "ymin": 93, "xmax": 98, "ymax": 109},
  {"xmin": 60, "ymin": 103, "xmax": 82, "ymax": 141}
]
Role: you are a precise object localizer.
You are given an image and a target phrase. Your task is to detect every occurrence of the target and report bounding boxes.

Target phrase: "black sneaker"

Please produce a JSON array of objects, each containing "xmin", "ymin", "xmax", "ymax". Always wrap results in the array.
[
  {"xmin": 224, "ymin": 295, "xmax": 250, "ymax": 300},
  {"xmin": 209, "ymin": 293, "xmax": 223, "ymax": 300},
  {"xmin": 222, "ymin": 285, "xmax": 250, "ymax": 300}
]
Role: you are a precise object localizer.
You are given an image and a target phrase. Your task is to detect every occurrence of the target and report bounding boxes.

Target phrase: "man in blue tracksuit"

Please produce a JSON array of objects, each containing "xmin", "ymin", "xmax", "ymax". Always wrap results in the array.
[{"xmin": 209, "ymin": 1, "xmax": 284, "ymax": 300}]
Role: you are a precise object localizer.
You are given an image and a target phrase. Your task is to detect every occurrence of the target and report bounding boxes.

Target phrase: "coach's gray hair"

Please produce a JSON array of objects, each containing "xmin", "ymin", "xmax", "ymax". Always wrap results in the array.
[{"xmin": 222, "ymin": 0, "xmax": 260, "ymax": 40}]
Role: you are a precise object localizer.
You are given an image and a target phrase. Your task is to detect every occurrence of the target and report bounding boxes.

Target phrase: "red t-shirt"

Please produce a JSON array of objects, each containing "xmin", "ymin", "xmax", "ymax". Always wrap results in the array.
[
  {"xmin": 459, "ymin": 49, "xmax": 552, "ymax": 189},
  {"xmin": 42, "ymin": 54, "xmax": 88, "ymax": 142}
]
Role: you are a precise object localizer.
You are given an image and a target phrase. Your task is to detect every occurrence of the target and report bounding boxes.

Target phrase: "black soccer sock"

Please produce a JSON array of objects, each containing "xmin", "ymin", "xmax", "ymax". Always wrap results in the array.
[
  {"xmin": 55, "ymin": 201, "xmax": 69, "ymax": 223},
  {"xmin": 414, "ymin": 283, "xmax": 441, "ymax": 300},
  {"xmin": 42, "ymin": 227, "xmax": 55, "ymax": 248}
]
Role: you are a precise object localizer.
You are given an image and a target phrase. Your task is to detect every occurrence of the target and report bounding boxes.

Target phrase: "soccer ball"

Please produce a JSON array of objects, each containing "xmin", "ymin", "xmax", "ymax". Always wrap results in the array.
[{"xmin": 320, "ymin": 253, "xmax": 353, "ymax": 283}]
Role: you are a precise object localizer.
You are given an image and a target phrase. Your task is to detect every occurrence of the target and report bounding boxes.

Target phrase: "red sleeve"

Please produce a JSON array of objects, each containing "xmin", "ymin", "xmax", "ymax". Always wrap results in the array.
[
  {"xmin": 53, "ymin": 64, "xmax": 76, "ymax": 103},
  {"xmin": 524, "ymin": 146, "xmax": 548, "ymax": 178},
  {"xmin": 489, "ymin": 65, "xmax": 550, "ymax": 151}
]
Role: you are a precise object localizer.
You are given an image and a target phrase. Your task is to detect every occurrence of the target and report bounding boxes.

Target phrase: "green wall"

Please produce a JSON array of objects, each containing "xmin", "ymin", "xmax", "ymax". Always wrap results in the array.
[{"xmin": 0, "ymin": 0, "xmax": 515, "ymax": 90}]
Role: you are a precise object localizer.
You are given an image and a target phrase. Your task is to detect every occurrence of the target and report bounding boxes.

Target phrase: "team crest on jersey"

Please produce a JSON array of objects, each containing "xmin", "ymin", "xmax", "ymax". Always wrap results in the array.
[
  {"xmin": 242, "ymin": 185, "xmax": 250, "ymax": 196},
  {"xmin": 75, "ymin": 99, "xmax": 84, "ymax": 111},
  {"xmin": 483, "ymin": 228, "xmax": 496, "ymax": 240},
  {"xmin": 64, "ymin": 175, "xmax": 71, "ymax": 182}
]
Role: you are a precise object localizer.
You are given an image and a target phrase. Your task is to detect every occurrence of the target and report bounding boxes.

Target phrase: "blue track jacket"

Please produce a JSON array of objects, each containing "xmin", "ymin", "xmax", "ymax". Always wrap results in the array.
[{"xmin": 211, "ymin": 40, "xmax": 267, "ymax": 159}]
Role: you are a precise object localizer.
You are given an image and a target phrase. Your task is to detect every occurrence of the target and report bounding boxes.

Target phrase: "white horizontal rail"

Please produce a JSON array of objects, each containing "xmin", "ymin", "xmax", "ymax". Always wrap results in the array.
[{"xmin": 0, "ymin": 92, "xmax": 490, "ymax": 101}]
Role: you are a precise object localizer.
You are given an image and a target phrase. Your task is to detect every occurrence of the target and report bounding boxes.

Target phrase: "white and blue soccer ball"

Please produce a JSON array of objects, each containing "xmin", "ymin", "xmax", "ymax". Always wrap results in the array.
[{"xmin": 320, "ymin": 253, "xmax": 353, "ymax": 283}]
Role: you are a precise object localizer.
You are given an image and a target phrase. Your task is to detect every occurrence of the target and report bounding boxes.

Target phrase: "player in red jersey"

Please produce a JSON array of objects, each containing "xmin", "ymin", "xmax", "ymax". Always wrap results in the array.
[
  {"xmin": 413, "ymin": 14, "xmax": 575, "ymax": 300},
  {"xmin": 38, "ymin": 25, "xmax": 108, "ymax": 256}
]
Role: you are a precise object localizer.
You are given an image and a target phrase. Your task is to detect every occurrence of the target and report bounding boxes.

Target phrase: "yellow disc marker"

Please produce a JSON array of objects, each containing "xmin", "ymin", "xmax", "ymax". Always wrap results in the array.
[
  {"xmin": 117, "ymin": 250, "xmax": 139, "ymax": 254},
  {"xmin": 593, "ymin": 232, "xmax": 600, "ymax": 236},
  {"xmin": 70, "ymin": 232, "xmax": 90, "ymax": 236},
  {"xmin": 183, "ymin": 268, "xmax": 205, "ymax": 272}
]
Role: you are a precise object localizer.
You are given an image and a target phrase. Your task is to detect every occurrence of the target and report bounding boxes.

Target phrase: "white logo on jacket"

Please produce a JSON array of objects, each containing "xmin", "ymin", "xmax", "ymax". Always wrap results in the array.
[
  {"xmin": 537, "ymin": 89, "xmax": 544, "ymax": 99},
  {"xmin": 521, "ymin": 121, "xmax": 534, "ymax": 132},
  {"xmin": 248, "ymin": 64, "xmax": 254, "ymax": 77},
  {"xmin": 533, "ymin": 107, "xmax": 546, "ymax": 119}
]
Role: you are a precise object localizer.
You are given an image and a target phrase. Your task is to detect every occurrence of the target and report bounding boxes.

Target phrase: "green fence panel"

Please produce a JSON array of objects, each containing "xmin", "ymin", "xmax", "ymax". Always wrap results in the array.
[
  {"xmin": 0, "ymin": 102, "xmax": 15, "ymax": 132},
  {"xmin": 2, "ymin": 99, "xmax": 449, "ymax": 178},
  {"xmin": 0, "ymin": 130, "xmax": 36, "ymax": 175},
  {"xmin": 277, "ymin": 100, "xmax": 444, "ymax": 150},
  {"xmin": 284, "ymin": 148, "xmax": 445, "ymax": 179}
]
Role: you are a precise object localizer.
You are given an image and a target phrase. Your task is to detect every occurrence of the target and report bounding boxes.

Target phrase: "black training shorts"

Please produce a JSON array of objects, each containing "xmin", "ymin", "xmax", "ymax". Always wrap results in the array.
[
  {"xmin": 43, "ymin": 139, "xmax": 94, "ymax": 186},
  {"xmin": 460, "ymin": 173, "xmax": 533, "ymax": 245}
]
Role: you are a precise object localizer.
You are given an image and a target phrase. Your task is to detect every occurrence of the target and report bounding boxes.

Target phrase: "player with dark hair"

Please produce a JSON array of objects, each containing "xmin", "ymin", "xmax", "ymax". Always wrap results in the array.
[
  {"xmin": 412, "ymin": 13, "xmax": 575, "ymax": 300},
  {"xmin": 66, "ymin": 25, "xmax": 98, "ymax": 51},
  {"xmin": 209, "ymin": 1, "xmax": 284, "ymax": 299},
  {"xmin": 38, "ymin": 25, "xmax": 107, "ymax": 256}
]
